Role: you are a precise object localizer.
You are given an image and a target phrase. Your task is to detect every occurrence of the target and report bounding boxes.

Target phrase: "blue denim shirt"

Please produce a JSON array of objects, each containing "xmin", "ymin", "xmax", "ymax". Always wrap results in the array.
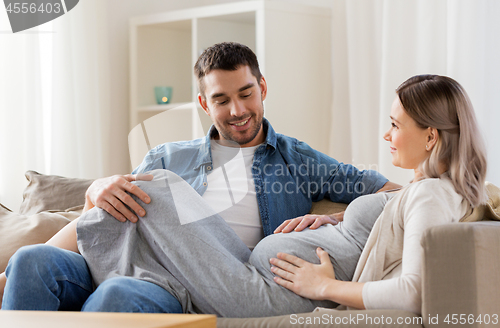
[{"xmin": 132, "ymin": 118, "xmax": 388, "ymax": 236}]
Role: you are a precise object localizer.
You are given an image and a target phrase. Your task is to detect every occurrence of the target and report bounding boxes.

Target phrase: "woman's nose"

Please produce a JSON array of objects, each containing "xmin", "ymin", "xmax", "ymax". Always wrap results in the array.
[{"xmin": 383, "ymin": 129, "xmax": 391, "ymax": 141}]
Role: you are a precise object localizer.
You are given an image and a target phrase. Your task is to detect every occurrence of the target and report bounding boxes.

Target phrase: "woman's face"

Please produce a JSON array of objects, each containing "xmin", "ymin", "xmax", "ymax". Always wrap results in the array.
[{"xmin": 383, "ymin": 97, "xmax": 431, "ymax": 171}]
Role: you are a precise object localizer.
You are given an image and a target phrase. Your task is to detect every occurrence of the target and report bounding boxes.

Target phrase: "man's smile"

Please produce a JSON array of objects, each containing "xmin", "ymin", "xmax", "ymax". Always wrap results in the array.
[{"xmin": 229, "ymin": 117, "xmax": 251, "ymax": 131}]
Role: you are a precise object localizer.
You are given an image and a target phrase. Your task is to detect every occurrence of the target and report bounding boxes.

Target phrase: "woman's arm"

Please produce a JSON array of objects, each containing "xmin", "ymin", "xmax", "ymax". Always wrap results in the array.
[
  {"xmin": 270, "ymin": 247, "xmax": 365, "ymax": 309},
  {"xmin": 271, "ymin": 180, "xmax": 459, "ymax": 312},
  {"xmin": 361, "ymin": 180, "xmax": 462, "ymax": 314}
]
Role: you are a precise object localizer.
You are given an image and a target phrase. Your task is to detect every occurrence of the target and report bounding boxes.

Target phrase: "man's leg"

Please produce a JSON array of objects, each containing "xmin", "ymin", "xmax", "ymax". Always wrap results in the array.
[
  {"xmin": 78, "ymin": 170, "xmax": 335, "ymax": 317},
  {"xmin": 82, "ymin": 277, "xmax": 182, "ymax": 313},
  {"xmin": 2, "ymin": 244, "xmax": 93, "ymax": 310}
]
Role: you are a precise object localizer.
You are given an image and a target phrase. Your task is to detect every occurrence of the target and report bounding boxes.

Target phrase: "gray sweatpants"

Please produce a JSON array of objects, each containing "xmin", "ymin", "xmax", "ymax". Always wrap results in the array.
[{"xmin": 77, "ymin": 170, "xmax": 389, "ymax": 317}]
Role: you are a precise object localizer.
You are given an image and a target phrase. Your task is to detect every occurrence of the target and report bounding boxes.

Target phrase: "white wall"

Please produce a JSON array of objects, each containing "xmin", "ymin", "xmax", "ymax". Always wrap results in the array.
[
  {"xmin": 105, "ymin": 0, "xmax": 246, "ymax": 175},
  {"xmin": 327, "ymin": 0, "xmax": 500, "ymax": 187},
  {"xmin": 101, "ymin": 0, "xmax": 500, "ymax": 187},
  {"xmin": 104, "ymin": 0, "xmax": 333, "ymax": 175}
]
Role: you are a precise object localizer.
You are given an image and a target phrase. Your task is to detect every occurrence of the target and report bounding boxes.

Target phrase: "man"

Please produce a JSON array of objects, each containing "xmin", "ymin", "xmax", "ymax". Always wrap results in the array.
[
  {"xmin": 85, "ymin": 42, "xmax": 395, "ymax": 236},
  {"xmin": 0, "ymin": 42, "xmax": 397, "ymax": 312}
]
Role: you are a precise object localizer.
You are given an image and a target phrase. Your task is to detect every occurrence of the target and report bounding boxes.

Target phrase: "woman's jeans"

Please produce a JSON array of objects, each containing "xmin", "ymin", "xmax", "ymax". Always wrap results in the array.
[{"xmin": 2, "ymin": 244, "xmax": 182, "ymax": 313}]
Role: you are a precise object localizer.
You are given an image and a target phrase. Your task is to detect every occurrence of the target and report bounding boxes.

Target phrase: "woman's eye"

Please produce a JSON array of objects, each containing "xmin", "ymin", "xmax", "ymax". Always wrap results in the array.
[{"xmin": 391, "ymin": 122, "xmax": 398, "ymax": 128}]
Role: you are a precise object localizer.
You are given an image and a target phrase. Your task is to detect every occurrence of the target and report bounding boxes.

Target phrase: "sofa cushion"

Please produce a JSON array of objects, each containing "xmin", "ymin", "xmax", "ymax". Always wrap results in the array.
[
  {"xmin": 460, "ymin": 181, "xmax": 500, "ymax": 222},
  {"xmin": 309, "ymin": 199, "xmax": 347, "ymax": 215},
  {"xmin": 19, "ymin": 171, "xmax": 94, "ymax": 215},
  {"xmin": 0, "ymin": 203, "xmax": 82, "ymax": 272}
]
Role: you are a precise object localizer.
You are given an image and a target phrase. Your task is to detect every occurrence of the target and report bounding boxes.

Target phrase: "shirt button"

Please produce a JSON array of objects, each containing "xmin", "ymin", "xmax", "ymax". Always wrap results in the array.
[
  {"xmin": 207, "ymin": 166, "xmax": 212, "ymax": 171},
  {"xmin": 203, "ymin": 182, "xmax": 207, "ymax": 186}
]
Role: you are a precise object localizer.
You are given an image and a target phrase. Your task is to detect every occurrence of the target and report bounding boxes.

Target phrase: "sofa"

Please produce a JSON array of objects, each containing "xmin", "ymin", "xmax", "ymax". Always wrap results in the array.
[{"xmin": 1, "ymin": 171, "xmax": 499, "ymax": 328}]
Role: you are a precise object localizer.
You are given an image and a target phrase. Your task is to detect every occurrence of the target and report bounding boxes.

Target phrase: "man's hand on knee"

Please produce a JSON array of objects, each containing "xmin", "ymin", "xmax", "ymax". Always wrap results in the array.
[{"xmin": 84, "ymin": 174, "xmax": 153, "ymax": 222}]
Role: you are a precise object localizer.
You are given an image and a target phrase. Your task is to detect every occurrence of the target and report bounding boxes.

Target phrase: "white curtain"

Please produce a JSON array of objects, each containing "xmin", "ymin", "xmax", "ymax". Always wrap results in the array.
[
  {"xmin": 329, "ymin": 0, "xmax": 500, "ymax": 186},
  {"xmin": 0, "ymin": 0, "xmax": 111, "ymax": 211}
]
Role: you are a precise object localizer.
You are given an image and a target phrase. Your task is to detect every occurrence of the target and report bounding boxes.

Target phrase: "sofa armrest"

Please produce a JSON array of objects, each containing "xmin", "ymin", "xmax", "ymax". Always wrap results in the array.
[
  {"xmin": 421, "ymin": 221, "xmax": 500, "ymax": 327},
  {"xmin": 217, "ymin": 309, "xmax": 422, "ymax": 328}
]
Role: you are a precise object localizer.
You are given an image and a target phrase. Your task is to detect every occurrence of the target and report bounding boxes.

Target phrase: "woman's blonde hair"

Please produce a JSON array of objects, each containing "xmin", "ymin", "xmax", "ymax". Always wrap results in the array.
[{"xmin": 396, "ymin": 75, "xmax": 487, "ymax": 207}]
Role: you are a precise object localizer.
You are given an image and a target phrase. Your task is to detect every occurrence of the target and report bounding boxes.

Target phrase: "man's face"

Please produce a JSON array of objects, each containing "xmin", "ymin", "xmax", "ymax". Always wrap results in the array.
[{"xmin": 198, "ymin": 65, "xmax": 267, "ymax": 147}]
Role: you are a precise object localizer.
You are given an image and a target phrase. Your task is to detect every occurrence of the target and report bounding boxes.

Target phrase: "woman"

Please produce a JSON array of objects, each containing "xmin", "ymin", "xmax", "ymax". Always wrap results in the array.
[
  {"xmin": 269, "ymin": 74, "xmax": 487, "ymax": 314},
  {"xmin": 1, "ymin": 75, "xmax": 487, "ymax": 316}
]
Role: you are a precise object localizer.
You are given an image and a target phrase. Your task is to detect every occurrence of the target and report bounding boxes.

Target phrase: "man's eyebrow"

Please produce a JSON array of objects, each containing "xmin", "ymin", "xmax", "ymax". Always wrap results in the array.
[
  {"xmin": 210, "ymin": 83, "xmax": 255, "ymax": 99},
  {"xmin": 239, "ymin": 83, "xmax": 254, "ymax": 92},
  {"xmin": 211, "ymin": 92, "xmax": 226, "ymax": 99}
]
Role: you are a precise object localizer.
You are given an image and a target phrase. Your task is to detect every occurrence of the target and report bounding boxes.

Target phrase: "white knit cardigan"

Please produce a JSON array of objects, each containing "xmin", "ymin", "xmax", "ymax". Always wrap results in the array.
[{"xmin": 352, "ymin": 177, "xmax": 469, "ymax": 314}]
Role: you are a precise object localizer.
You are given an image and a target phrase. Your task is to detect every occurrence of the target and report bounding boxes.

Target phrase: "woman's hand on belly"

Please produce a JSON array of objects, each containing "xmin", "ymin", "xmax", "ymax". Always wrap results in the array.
[
  {"xmin": 273, "ymin": 212, "xmax": 344, "ymax": 234},
  {"xmin": 270, "ymin": 247, "xmax": 336, "ymax": 300}
]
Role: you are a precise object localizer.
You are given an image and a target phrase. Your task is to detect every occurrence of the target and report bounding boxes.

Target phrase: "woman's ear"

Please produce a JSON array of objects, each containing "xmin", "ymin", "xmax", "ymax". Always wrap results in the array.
[{"xmin": 426, "ymin": 127, "xmax": 439, "ymax": 151}]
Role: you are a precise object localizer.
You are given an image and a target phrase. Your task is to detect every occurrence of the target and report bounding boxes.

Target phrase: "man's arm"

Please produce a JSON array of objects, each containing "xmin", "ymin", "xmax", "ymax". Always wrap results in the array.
[
  {"xmin": 376, "ymin": 181, "xmax": 402, "ymax": 193},
  {"xmin": 85, "ymin": 173, "xmax": 153, "ymax": 222}
]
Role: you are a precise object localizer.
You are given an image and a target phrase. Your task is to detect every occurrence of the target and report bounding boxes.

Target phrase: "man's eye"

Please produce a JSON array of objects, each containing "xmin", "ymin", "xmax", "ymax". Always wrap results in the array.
[
  {"xmin": 242, "ymin": 93, "xmax": 252, "ymax": 98},
  {"xmin": 217, "ymin": 100, "xmax": 228, "ymax": 105}
]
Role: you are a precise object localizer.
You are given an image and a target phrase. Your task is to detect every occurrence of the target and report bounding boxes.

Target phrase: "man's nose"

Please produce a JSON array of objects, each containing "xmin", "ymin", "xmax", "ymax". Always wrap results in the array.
[{"xmin": 230, "ymin": 99, "xmax": 246, "ymax": 117}]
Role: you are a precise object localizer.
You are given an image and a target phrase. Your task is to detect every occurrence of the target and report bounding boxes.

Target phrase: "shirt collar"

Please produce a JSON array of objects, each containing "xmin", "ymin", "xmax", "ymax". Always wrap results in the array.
[{"xmin": 194, "ymin": 117, "xmax": 277, "ymax": 169}]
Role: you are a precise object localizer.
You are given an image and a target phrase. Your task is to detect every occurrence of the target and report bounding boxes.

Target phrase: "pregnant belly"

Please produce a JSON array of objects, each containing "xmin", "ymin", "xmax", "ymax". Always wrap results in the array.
[{"xmin": 249, "ymin": 225, "xmax": 362, "ymax": 282}]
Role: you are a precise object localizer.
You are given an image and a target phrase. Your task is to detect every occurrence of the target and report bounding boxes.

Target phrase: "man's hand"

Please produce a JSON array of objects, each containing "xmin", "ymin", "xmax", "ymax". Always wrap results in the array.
[
  {"xmin": 273, "ymin": 212, "xmax": 344, "ymax": 234},
  {"xmin": 85, "ymin": 174, "xmax": 153, "ymax": 222}
]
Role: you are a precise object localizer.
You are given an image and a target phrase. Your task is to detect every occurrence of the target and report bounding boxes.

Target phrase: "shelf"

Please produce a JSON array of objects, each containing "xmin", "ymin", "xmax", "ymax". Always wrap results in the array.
[
  {"xmin": 135, "ymin": 21, "xmax": 192, "ymax": 108},
  {"xmin": 138, "ymin": 102, "xmax": 194, "ymax": 112},
  {"xmin": 129, "ymin": 0, "xmax": 332, "ymax": 170}
]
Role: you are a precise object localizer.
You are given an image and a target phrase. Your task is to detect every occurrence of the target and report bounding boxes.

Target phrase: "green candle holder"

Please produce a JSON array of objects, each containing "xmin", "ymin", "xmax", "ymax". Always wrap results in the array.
[{"xmin": 154, "ymin": 86, "xmax": 173, "ymax": 104}]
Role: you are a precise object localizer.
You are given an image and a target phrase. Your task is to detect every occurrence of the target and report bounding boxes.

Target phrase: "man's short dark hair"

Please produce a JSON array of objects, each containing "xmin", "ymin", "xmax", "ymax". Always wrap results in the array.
[{"xmin": 194, "ymin": 42, "xmax": 262, "ymax": 98}]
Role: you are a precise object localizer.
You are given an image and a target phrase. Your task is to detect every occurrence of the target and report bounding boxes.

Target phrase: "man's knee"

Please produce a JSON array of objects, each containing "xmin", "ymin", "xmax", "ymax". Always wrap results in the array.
[
  {"xmin": 6, "ymin": 244, "xmax": 59, "ymax": 276},
  {"xmin": 82, "ymin": 277, "xmax": 182, "ymax": 313},
  {"xmin": 91, "ymin": 277, "xmax": 134, "ymax": 300}
]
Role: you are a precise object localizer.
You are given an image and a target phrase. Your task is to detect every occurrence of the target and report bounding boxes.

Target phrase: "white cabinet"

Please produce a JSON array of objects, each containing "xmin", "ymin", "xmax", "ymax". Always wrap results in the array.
[{"xmin": 129, "ymin": 0, "xmax": 331, "ymax": 169}]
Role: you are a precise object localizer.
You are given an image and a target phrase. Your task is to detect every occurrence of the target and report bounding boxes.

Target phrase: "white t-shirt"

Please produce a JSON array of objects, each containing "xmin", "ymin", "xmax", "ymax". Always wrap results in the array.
[{"xmin": 202, "ymin": 141, "xmax": 264, "ymax": 249}]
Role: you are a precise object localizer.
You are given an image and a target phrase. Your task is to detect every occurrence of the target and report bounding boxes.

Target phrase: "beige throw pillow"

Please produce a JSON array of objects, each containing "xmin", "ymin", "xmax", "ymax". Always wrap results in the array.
[
  {"xmin": 19, "ymin": 171, "xmax": 94, "ymax": 215},
  {"xmin": 0, "ymin": 203, "xmax": 82, "ymax": 272},
  {"xmin": 309, "ymin": 199, "xmax": 347, "ymax": 215}
]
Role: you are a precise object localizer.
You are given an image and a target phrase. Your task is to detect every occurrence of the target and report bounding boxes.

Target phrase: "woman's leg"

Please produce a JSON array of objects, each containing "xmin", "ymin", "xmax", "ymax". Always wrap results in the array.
[
  {"xmin": 82, "ymin": 277, "xmax": 182, "ymax": 313},
  {"xmin": 2, "ymin": 244, "xmax": 93, "ymax": 311}
]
